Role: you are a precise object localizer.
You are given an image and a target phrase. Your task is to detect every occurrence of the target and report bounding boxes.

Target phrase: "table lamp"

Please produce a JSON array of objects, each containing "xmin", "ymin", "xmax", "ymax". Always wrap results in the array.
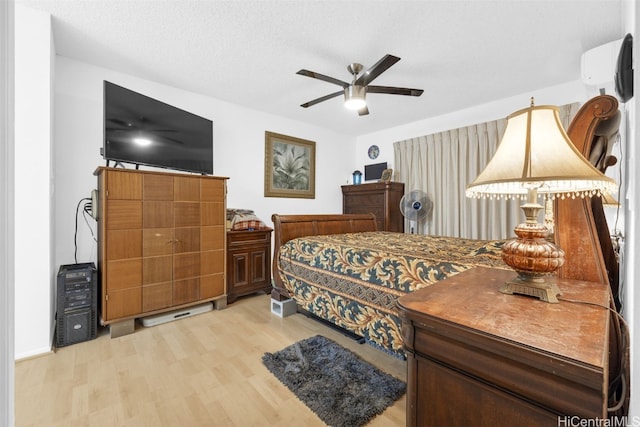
[{"xmin": 466, "ymin": 98, "xmax": 617, "ymax": 303}]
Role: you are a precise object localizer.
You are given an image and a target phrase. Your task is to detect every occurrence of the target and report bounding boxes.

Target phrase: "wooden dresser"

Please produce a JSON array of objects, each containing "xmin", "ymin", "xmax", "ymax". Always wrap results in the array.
[
  {"xmin": 341, "ymin": 181, "xmax": 404, "ymax": 232},
  {"xmin": 95, "ymin": 167, "xmax": 228, "ymax": 334},
  {"xmin": 397, "ymin": 267, "xmax": 611, "ymax": 426},
  {"xmin": 226, "ymin": 228, "xmax": 272, "ymax": 303}
]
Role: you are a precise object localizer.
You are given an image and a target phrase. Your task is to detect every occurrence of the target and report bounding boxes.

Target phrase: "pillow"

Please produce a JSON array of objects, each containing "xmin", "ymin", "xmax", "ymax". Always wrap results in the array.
[
  {"xmin": 231, "ymin": 213, "xmax": 268, "ymax": 231},
  {"xmin": 226, "ymin": 208, "xmax": 254, "ymax": 221}
]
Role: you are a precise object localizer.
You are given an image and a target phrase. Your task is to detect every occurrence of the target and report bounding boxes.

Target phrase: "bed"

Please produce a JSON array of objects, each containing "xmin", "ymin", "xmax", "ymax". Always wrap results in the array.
[
  {"xmin": 270, "ymin": 95, "xmax": 628, "ymax": 413},
  {"xmin": 271, "ymin": 215, "xmax": 507, "ymax": 354}
]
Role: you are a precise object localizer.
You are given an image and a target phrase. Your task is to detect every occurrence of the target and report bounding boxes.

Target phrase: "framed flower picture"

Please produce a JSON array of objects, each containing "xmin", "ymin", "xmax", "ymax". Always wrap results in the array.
[{"xmin": 264, "ymin": 131, "xmax": 316, "ymax": 199}]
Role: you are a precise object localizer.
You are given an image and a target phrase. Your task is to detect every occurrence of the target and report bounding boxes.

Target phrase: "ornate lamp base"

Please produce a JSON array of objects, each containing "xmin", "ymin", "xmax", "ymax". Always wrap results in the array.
[
  {"xmin": 500, "ymin": 193, "xmax": 565, "ymax": 304},
  {"xmin": 499, "ymin": 274, "xmax": 562, "ymax": 303}
]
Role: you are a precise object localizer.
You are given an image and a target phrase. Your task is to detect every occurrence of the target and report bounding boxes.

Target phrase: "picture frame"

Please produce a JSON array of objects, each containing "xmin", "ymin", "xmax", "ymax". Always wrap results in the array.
[
  {"xmin": 264, "ymin": 131, "xmax": 316, "ymax": 199},
  {"xmin": 380, "ymin": 168, "xmax": 393, "ymax": 182}
]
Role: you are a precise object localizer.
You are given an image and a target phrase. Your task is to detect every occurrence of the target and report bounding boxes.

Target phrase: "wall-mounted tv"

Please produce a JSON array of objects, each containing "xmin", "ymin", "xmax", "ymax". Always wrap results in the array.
[{"xmin": 103, "ymin": 81, "xmax": 213, "ymax": 175}]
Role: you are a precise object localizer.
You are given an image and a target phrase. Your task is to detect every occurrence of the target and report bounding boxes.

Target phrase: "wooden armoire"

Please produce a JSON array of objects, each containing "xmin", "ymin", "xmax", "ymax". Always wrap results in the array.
[{"xmin": 95, "ymin": 167, "xmax": 227, "ymax": 335}]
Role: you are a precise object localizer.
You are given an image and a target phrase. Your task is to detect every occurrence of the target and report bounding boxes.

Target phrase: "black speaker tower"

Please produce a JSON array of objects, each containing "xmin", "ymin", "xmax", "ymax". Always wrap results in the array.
[{"xmin": 55, "ymin": 263, "xmax": 98, "ymax": 347}]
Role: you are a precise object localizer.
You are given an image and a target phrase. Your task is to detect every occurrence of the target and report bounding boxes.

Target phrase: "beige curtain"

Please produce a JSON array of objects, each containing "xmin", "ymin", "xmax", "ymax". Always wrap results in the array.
[{"xmin": 393, "ymin": 103, "xmax": 581, "ymax": 240}]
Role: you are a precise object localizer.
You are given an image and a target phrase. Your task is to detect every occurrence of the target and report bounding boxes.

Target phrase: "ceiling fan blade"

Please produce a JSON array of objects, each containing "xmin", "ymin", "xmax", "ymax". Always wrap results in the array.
[
  {"xmin": 107, "ymin": 118, "xmax": 133, "ymax": 127},
  {"xmin": 297, "ymin": 69, "xmax": 350, "ymax": 88},
  {"xmin": 355, "ymin": 54, "xmax": 401, "ymax": 86},
  {"xmin": 367, "ymin": 85, "xmax": 424, "ymax": 97},
  {"xmin": 357, "ymin": 106, "xmax": 369, "ymax": 116},
  {"xmin": 158, "ymin": 135, "xmax": 185, "ymax": 145},
  {"xmin": 300, "ymin": 90, "xmax": 344, "ymax": 108}
]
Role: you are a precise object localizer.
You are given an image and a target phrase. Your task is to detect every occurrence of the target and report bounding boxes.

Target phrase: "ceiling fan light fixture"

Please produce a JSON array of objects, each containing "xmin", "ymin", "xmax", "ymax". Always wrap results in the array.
[
  {"xmin": 344, "ymin": 86, "xmax": 366, "ymax": 110},
  {"xmin": 133, "ymin": 136, "xmax": 152, "ymax": 146}
]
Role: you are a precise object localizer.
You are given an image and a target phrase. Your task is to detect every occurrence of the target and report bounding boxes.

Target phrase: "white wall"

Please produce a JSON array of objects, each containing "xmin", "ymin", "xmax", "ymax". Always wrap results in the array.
[{"xmin": 14, "ymin": 5, "xmax": 54, "ymax": 359}]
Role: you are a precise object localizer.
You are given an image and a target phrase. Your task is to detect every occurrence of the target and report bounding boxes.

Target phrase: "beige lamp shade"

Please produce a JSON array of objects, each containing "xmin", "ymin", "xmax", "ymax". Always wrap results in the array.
[{"xmin": 466, "ymin": 102, "xmax": 617, "ymax": 199}]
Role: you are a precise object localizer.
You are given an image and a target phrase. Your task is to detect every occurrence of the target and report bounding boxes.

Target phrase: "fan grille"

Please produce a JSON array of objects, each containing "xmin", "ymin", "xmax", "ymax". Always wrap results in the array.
[{"xmin": 400, "ymin": 190, "xmax": 433, "ymax": 231}]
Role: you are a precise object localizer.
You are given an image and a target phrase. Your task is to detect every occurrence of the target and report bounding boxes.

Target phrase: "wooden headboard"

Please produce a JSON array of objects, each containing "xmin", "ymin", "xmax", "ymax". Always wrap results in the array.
[
  {"xmin": 270, "ymin": 213, "xmax": 378, "ymax": 290},
  {"xmin": 555, "ymin": 95, "xmax": 620, "ymax": 305}
]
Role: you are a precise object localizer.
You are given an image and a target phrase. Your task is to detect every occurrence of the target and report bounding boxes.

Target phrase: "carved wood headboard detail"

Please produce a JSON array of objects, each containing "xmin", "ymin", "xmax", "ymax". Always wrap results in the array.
[{"xmin": 554, "ymin": 94, "xmax": 620, "ymax": 306}]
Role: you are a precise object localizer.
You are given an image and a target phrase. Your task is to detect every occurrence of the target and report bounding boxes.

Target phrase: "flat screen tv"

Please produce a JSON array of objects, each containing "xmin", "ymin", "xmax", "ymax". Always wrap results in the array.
[
  {"xmin": 365, "ymin": 162, "xmax": 387, "ymax": 181},
  {"xmin": 103, "ymin": 81, "xmax": 213, "ymax": 175}
]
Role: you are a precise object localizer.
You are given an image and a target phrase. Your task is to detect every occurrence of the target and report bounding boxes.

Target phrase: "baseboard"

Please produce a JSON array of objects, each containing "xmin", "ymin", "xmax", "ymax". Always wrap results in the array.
[{"xmin": 15, "ymin": 346, "xmax": 54, "ymax": 362}]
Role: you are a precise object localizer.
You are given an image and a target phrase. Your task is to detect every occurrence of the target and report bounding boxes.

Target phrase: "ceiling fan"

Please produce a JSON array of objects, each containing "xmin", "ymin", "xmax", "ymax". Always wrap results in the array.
[{"xmin": 297, "ymin": 54, "xmax": 424, "ymax": 116}]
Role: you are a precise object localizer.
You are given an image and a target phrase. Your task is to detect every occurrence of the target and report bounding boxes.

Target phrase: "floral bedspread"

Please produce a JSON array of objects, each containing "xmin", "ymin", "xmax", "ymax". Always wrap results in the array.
[{"xmin": 277, "ymin": 231, "xmax": 507, "ymax": 356}]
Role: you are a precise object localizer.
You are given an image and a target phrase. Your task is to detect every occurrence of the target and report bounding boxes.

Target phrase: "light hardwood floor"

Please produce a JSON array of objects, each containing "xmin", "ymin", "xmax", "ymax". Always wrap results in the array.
[{"xmin": 15, "ymin": 293, "xmax": 406, "ymax": 426}]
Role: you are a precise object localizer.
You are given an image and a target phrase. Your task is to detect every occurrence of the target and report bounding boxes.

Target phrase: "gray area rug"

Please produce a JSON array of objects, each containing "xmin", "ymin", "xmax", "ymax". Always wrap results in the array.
[{"xmin": 262, "ymin": 335, "xmax": 406, "ymax": 426}]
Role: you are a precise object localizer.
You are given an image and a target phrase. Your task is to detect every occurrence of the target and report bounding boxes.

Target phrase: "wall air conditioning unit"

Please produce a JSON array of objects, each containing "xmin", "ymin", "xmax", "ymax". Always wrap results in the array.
[{"xmin": 581, "ymin": 38, "xmax": 623, "ymax": 97}]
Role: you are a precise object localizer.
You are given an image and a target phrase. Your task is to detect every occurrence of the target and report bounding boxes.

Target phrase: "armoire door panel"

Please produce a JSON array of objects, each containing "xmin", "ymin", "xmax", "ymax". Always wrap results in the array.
[
  {"xmin": 174, "ymin": 227, "xmax": 200, "ymax": 253},
  {"xmin": 201, "ymin": 180, "xmax": 225, "ymax": 201},
  {"xmin": 173, "ymin": 278, "xmax": 199, "ymax": 305},
  {"xmin": 106, "ymin": 171, "xmax": 142, "ymax": 199},
  {"xmin": 142, "ymin": 282, "xmax": 173, "ymax": 312},
  {"xmin": 174, "ymin": 253, "xmax": 200, "ymax": 280},
  {"xmin": 200, "ymin": 274, "xmax": 224, "ymax": 299},
  {"xmin": 106, "ymin": 288, "xmax": 141, "ymax": 320},
  {"xmin": 106, "ymin": 258, "xmax": 142, "ymax": 291},
  {"xmin": 142, "ymin": 255, "xmax": 173, "ymax": 285},
  {"xmin": 174, "ymin": 176, "xmax": 200, "ymax": 201},
  {"xmin": 107, "ymin": 229, "xmax": 142, "ymax": 260},
  {"xmin": 143, "ymin": 201, "xmax": 174, "ymax": 228},
  {"xmin": 106, "ymin": 200, "xmax": 142, "ymax": 230},
  {"xmin": 201, "ymin": 250, "xmax": 224, "ymax": 276},
  {"xmin": 143, "ymin": 228, "xmax": 174, "ymax": 257},
  {"xmin": 174, "ymin": 202, "xmax": 200, "ymax": 227},
  {"xmin": 143, "ymin": 174, "xmax": 174, "ymax": 200},
  {"xmin": 201, "ymin": 226, "xmax": 225, "ymax": 251},
  {"xmin": 201, "ymin": 202, "xmax": 225, "ymax": 226}
]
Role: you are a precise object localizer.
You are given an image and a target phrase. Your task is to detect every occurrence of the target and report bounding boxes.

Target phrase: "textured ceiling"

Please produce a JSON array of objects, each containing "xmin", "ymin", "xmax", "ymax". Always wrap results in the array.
[{"xmin": 17, "ymin": 0, "xmax": 625, "ymax": 136}]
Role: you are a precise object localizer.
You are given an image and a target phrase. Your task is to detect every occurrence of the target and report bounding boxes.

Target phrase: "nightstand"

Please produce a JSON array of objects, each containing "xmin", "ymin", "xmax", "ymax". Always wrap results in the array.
[
  {"xmin": 226, "ymin": 228, "xmax": 272, "ymax": 304},
  {"xmin": 397, "ymin": 266, "xmax": 611, "ymax": 426}
]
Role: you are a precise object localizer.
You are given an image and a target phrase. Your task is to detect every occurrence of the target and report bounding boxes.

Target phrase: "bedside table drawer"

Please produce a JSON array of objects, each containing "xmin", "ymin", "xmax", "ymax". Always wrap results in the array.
[{"xmin": 227, "ymin": 229, "xmax": 272, "ymax": 246}]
